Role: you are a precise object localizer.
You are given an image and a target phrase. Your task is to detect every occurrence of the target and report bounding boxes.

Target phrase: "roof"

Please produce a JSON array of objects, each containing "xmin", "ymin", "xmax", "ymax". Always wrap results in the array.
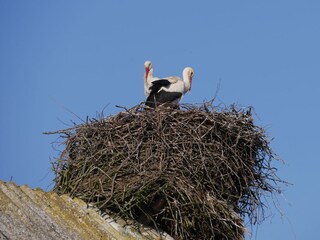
[{"xmin": 0, "ymin": 180, "xmax": 173, "ymax": 240}]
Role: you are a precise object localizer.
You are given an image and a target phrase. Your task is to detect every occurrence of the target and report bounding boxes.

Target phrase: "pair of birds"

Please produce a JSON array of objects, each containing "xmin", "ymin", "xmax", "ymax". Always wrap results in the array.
[{"xmin": 143, "ymin": 61, "xmax": 194, "ymax": 108}]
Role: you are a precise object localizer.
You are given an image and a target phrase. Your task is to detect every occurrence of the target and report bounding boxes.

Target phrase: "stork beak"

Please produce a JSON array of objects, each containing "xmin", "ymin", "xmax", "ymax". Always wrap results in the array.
[{"xmin": 145, "ymin": 67, "xmax": 150, "ymax": 78}]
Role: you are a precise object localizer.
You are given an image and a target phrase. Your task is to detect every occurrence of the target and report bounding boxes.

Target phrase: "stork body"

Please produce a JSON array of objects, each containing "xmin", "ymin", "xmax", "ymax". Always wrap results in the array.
[{"xmin": 145, "ymin": 67, "xmax": 194, "ymax": 108}]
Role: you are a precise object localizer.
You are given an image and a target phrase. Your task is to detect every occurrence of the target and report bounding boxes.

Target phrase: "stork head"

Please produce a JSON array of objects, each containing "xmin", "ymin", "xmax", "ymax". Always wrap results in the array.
[
  {"xmin": 144, "ymin": 60, "xmax": 153, "ymax": 80},
  {"xmin": 183, "ymin": 67, "xmax": 194, "ymax": 91}
]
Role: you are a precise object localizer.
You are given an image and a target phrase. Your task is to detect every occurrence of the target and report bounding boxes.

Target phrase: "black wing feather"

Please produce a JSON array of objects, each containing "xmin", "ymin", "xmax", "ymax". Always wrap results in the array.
[
  {"xmin": 145, "ymin": 90, "xmax": 182, "ymax": 108},
  {"xmin": 148, "ymin": 79, "xmax": 171, "ymax": 94},
  {"xmin": 156, "ymin": 90, "xmax": 182, "ymax": 103}
]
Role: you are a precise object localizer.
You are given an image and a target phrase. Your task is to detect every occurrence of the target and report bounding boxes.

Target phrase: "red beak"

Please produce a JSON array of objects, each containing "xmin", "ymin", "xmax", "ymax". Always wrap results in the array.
[{"xmin": 145, "ymin": 67, "xmax": 150, "ymax": 78}]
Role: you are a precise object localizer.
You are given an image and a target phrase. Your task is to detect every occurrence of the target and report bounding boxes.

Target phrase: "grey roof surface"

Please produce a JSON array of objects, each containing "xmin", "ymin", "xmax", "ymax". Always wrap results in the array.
[{"xmin": 0, "ymin": 180, "xmax": 173, "ymax": 240}]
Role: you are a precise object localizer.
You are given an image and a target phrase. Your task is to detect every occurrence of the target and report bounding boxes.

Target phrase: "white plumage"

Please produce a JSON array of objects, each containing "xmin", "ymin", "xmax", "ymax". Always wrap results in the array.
[
  {"xmin": 143, "ymin": 61, "xmax": 159, "ymax": 97},
  {"xmin": 145, "ymin": 67, "xmax": 194, "ymax": 108}
]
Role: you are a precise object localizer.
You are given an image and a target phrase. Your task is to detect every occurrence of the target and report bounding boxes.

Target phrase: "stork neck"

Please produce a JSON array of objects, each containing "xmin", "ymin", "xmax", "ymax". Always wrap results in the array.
[
  {"xmin": 148, "ymin": 68, "xmax": 154, "ymax": 80},
  {"xmin": 183, "ymin": 70, "xmax": 191, "ymax": 92},
  {"xmin": 144, "ymin": 72, "xmax": 147, "ymax": 82}
]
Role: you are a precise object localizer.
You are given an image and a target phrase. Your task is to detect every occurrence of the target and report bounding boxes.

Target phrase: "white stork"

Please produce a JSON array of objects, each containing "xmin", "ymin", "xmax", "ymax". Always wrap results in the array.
[
  {"xmin": 145, "ymin": 67, "xmax": 194, "ymax": 108},
  {"xmin": 144, "ymin": 61, "xmax": 159, "ymax": 97}
]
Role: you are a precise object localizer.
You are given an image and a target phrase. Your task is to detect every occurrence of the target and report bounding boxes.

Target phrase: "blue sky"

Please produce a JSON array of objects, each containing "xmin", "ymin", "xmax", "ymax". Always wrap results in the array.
[{"xmin": 1, "ymin": 1, "xmax": 319, "ymax": 239}]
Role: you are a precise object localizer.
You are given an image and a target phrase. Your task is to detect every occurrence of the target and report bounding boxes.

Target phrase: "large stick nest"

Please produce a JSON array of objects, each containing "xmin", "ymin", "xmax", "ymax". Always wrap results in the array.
[{"xmin": 49, "ymin": 102, "xmax": 282, "ymax": 240}]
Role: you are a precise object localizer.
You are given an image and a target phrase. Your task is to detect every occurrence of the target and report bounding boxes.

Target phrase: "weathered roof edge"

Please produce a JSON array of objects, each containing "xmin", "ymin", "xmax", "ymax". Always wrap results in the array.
[{"xmin": 0, "ymin": 180, "xmax": 173, "ymax": 240}]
